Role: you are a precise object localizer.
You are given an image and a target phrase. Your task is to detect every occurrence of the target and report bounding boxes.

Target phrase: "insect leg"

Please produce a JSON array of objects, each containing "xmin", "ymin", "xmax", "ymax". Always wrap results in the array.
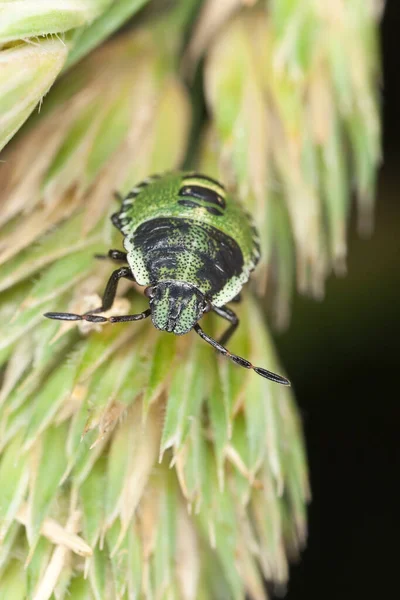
[
  {"xmin": 103, "ymin": 309, "xmax": 151, "ymax": 323},
  {"xmin": 193, "ymin": 323, "xmax": 290, "ymax": 386},
  {"xmin": 94, "ymin": 249, "xmax": 128, "ymax": 263},
  {"xmin": 212, "ymin": 305, "xmax": 239, "ymax": 345},
  {"xmin": 87, "ymin": 267, "xmax": 135, "ymax": 313},
  {"xmin": 43, "ymin": 266, "xmax": 135, "ymax": 322},
  {"xmin": 44, "ymin": 309, "xmax": 151, "ymax": 324}
]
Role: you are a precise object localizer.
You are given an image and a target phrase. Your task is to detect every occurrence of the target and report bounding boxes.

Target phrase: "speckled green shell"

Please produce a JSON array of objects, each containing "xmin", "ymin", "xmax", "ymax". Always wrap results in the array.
[{"xmin": 112, "ymin": 172, "xmax": 260, "ymax": 307}]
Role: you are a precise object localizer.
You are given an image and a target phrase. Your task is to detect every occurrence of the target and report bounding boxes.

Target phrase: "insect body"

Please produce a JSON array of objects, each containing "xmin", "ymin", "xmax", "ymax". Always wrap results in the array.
[{"xmin": 45, "ymin": 172, "xmax": 289, "ymax": 385}]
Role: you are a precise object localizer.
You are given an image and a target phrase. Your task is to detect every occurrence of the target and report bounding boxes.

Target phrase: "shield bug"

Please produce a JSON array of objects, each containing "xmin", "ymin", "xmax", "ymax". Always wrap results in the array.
[{"xmin": 45, "ymin": 172, "xmax": 290, "ymax": 385}]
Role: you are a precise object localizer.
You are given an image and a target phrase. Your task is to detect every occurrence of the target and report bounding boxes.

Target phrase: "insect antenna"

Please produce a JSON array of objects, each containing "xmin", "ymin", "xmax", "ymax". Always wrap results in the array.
[
  {"xmin": 193, "ymin": 324, "xmax": 290, "ymax": 386},
  {"xmin": 44, "ymin": 309, "xmax": 151, "ymax": 324}
]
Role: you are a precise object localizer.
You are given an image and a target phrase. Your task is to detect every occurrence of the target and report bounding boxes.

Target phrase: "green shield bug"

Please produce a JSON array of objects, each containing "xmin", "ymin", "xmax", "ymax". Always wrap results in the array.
[{"xmin": 45, "ymin": 172, "xmax": 290, "ymax": 385}]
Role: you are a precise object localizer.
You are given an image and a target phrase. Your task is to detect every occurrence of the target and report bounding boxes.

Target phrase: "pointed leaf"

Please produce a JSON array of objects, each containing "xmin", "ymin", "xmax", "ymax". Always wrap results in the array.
[
  {"xmin": 208, "ymin": 364, "xmax": 229, "ymax": 489},
  {"xmin": 26, "ymin": 537, "xmax": 53, "ymax": 600},
  {"xmin": 0, "ymin": 336, "xmax": 34, "ymax": 407},
  {"xmin": 0, "ymin": 295, "xmax": 68, "ymax": 353},
  {"xmin": 0, "ymin": 433, "xmax": 29, "ymax": 540},
  {"xmin": 0, "ymin": 521, "xmax": 20, "ymax": 575},
  {"xmin": 160, "ymin": 341, "xmax": 208, "ymax": 459},
  {"xmin": 0, "ymin": 38, "xmax": 67, "ymax": 151},
  {"xmin": 142, "ymin": 334, "xmax": 177, "ymax": 415},
  {"xmin": 82, "ymin": 346, "xmax": 136, "ymax": 435},
  {"xmin": 67, "ymin": 575, "xmax": 93, "ymax": 600},
  {"xmin": 106, "ymin": 520, "xmax": 129, "ymax": 599},
  {"xmin": 74, "ymin": 298, "xmax": 148, "ymax": 383},
  {"xmin": 176, "ymin": 417, "xmax": 206, "ymax": 511},
  {"xmin": 19, "ymin": 246, "xmax": 102, "ymax": 312},
  {"xmin": 80, "ymin": 456, "xmax": 106, "ymax": 548},
  {"xmin": 0, "ymin": 211, "xmax": 104, "ymax": 293},
  {"xmin": 0, "ymin": 559, "xmax": 27, "ymax": 599},
  {"xmin": 23, "ymin": 349, "xmax": 83, "ymax": 450},
  {"xmin": 104, "ymin": 414, "xmax": 134, "ymax": 527},
  {"xmin": 3, "ymin": 321, "xmax": 75, "ymax": 417},
  {"xmin": 28, "ymin": 423, "xmax": 69, "ymax": 545},
  {"xmin": 42, "ymin": 99, "xmax": 106, "ymax": 199},
  {"xmin": 83, "ymin": 82, "xmax": 136, "ymax": 188},
  {"xmin": 127, "ymin": 522, "xmax": 142, "ymax": 599},
  {"xmin": 244, "ymin": 372, "xmax": 268, "ymax": 477},
  {"xmin": 152, "ymin": 470, "xmax": 177, "ymax": 598},
  {"xmin": 89, "ymin": 545, "xmax": 110, "ymax": 600},
  {"xmin": 0, "ymin": 2, "xmax": 112, "ymax": 44}
]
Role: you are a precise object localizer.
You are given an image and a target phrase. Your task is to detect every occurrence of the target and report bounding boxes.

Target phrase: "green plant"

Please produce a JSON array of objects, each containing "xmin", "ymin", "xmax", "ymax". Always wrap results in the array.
[{"xmin": 0, "ymin": 1, "xmax": 381, "ymax": 598}]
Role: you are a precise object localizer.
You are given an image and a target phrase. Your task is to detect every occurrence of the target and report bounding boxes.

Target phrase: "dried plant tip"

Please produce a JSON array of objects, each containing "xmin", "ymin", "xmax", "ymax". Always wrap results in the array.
[{"xmin": 16, "ymin": 503, "xmax": 92, "ymax": 558}]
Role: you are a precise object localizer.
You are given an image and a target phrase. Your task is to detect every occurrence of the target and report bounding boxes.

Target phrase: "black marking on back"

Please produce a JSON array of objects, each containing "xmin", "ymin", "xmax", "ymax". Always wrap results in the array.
[
  {"xmin": 111, "ymin": 212, "xmax": 123, "ymax": 231},
  {"xmin": 178, "ymin": 185, "xmax": 226, "ymax": 209},
  {"xmin": 177, "ymin": 199, "xmax": 201, "ymax": 210},
  {"xmin": 112, "ymin": 175, "xmax": 164, "ymax": 231},
  {"xmin": 177, "ymin": 199, "xmax": 223, "ymax": 216},
  {"xmin": 250, "ymin": 224, "xmax": 261, "ymax": 270},
  {"xmin": 123, "ymin": 174, "xmax": 163, "ymax": 201},
  {"xmin": 132, "ymin": 217, "xmax": 244, "ymax": 295},
  {"xmin": 125, "ymin": 183, "xmax": 146, "ymax": 200},
  {"xmin": 183, "ymin": 173, "xmax": 226, "ymax": 190}
]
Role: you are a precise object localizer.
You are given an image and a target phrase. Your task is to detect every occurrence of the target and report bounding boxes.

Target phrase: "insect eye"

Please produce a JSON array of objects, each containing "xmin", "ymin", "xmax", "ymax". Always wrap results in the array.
[{"xmin": 145, "ymin": 286, "xmax": 155, "ymax": 299}]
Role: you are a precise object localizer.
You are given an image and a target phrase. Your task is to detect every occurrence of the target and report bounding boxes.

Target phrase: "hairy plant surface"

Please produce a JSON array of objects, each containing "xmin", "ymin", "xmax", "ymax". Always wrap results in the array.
[{"xmin": 0, "ymin": 1, "xmax": 381, "ymax": 598}]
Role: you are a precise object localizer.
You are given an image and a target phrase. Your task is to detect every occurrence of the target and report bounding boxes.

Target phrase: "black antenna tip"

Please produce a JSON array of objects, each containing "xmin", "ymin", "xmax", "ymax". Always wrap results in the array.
[
  {"xmin": 254, "ymin": 367, "xmax": 291, "ymax": 386},
  {"xmin": 44, "ymin": 312, "xmax": 81, "ymax": 321}
]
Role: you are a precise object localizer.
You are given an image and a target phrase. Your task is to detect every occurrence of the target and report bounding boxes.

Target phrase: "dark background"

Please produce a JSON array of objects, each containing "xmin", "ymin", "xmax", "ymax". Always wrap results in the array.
[{"xmin": 278, "ymin": 2, "xmax": 399, "ymax": 598}]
